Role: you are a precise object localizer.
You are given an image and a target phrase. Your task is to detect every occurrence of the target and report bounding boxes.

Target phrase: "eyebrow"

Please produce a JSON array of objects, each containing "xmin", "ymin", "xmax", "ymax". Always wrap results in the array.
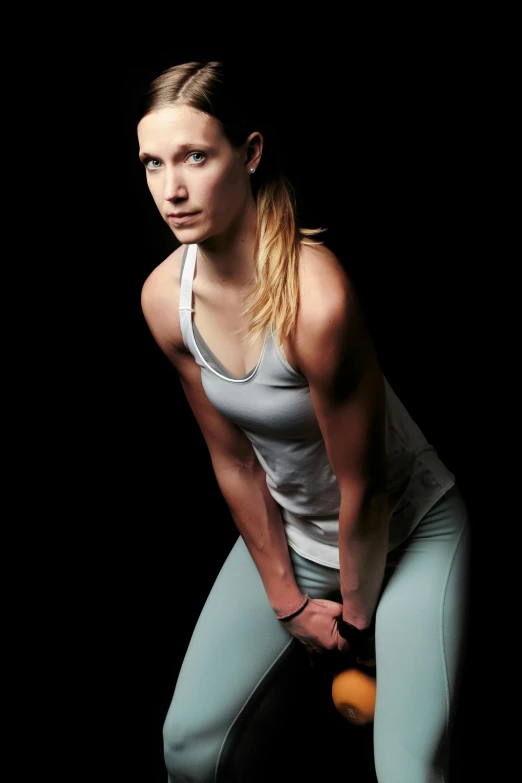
[{"xmin": 138, "ymin": 143, "xmax": 213, "ymax": 162}]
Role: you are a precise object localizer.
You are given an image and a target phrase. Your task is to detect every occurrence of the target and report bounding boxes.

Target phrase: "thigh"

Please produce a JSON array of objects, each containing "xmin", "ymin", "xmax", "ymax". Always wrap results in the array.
[
  {"xmin": 164, "ymin": 535, "xmax": 341, "ymax": 781},
  {"xmin": 373, "ymin": 485, "xmax": 471, "ymax": 782}
]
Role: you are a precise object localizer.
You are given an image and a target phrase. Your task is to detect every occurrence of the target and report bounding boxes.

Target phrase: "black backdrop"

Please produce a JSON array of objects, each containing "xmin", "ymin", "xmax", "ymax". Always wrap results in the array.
[{"xmin": 95, "ymin": 46, "xmax": 483, "ymax": 782}]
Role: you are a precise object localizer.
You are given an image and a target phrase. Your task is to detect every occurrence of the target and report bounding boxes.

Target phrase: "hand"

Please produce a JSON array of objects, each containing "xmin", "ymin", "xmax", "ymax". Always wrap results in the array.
[{"xmin": 281, "ymin": 597, "xmax": 352, "ymax": 656}]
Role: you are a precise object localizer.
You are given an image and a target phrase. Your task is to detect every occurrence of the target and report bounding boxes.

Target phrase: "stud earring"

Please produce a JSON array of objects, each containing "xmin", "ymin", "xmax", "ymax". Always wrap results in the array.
[{"xmin": 250, "ymin": 167, "xmax": 256, "ymax": 173}]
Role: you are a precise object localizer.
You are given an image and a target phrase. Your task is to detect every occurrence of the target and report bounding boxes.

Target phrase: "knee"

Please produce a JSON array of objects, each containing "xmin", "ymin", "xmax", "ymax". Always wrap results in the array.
[
  {"xmin": 163, "ymin": 711, "xmax": 225, "ymax": 783},
  {"xmin": 163, "ymin": 714, "xmax": 194, "ymax": 781}
]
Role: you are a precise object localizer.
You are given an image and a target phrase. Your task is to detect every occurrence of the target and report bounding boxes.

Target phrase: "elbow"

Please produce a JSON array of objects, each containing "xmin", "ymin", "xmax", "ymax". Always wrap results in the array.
[
  {"xmin": 214, "ymin": 456, "xmax": 265, "ymax": 498},
  {"xmin": 339, "ymin": 479, "xmax": 389, "ymax": 534},
  {"xmin": 338, "ymin": 465, "xmax": 385, "ymax": 504}
]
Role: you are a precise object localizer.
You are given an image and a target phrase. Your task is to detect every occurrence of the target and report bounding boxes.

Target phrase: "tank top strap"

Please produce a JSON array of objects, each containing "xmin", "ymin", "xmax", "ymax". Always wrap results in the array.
[{"xmin": 179, "ymin": 243, "xmax": 197, "ymax": 313}]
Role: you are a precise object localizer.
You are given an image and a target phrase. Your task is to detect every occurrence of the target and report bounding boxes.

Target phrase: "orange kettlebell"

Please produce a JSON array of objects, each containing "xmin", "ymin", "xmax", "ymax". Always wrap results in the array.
[
  {"xmin": 331, "ymin": 619, "xmax": 376, "ymax": 726},
  {"xmin": 306, "ymin": 621, "xmax": 377, "ymax": 726},
  {"xmin": 331, "ymin": 666, "xmax": 376, "ymax": 725}
]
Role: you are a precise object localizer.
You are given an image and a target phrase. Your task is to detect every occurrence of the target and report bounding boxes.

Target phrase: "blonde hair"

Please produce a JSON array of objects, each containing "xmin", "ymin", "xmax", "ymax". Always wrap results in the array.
[{"xmin": 141, "ymin": 61, "xmax": 325, "ymax": 351}]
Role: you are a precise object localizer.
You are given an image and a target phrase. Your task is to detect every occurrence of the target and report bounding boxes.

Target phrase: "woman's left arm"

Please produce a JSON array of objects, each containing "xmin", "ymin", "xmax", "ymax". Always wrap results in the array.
[{"xmin": 294, "ymin": 248, "xmax": 389, "ymax": 631}]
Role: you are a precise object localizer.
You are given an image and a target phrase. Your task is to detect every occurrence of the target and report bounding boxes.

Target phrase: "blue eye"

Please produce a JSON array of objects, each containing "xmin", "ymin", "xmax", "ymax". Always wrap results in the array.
[
  {"xmin": 188, "ymin": 152, "xmax": 206, "ymax": 165},
  {"xmin": 145, "ymin": 159, "xmax": 162, "ymax": 171}
]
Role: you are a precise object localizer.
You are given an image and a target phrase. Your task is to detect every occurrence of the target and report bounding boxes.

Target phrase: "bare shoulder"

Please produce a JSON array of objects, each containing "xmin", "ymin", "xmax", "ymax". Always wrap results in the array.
[
  {"xmin": 293, "ymin": 239, "xmax": 381, "ymax": 388},
  {"xmin": 141, "ymin": 243, "xmax": 185, "ymax": 303},
  {"xmin": 141, "ymin": 244, "xmax": 188, "ymax": 357},
  {"xmin": 297, "ymin": 241, "xmax": 359, "ymax": 323}
]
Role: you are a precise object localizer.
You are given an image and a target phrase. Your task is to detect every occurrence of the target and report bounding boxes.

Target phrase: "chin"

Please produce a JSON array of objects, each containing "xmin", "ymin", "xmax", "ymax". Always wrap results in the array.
[{"xmin": 171, "ymin": 226, "xmax": 209, "ymax": 246}]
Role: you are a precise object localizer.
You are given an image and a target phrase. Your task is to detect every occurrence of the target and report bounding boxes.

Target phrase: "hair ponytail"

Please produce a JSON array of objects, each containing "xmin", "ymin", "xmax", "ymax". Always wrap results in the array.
[{"xmin": 239, "ymin": 175, "xmax": 323, "ymax": 352}]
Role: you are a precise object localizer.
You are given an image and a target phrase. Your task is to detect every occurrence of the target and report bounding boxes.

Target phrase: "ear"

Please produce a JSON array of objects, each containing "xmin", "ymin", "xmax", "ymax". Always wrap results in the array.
[{"xmin": 244, "ymin": 131, "xmax": 263, "ymax": 174}]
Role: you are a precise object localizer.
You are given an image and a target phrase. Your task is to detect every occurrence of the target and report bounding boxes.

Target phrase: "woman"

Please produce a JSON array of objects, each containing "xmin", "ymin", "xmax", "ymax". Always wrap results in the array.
[{"xmin": 138, "ymin": 61, "xmax": 470, "ymax": 782}]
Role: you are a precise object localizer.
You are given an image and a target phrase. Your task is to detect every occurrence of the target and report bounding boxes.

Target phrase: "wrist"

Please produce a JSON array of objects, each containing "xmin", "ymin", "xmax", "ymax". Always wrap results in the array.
[
  {"xmin": 341, "ymin": 616, "xmax": 372, "ymax": 632},
  {"xmin": 337, "ymin": 609, "xmax": 376, "ymax": 652},
  {"xmin": 340, "ymin": 603, "xmax": 376, "ymax": 632},
  {"xmin": 273, "ymin": 592, "xmax": 309, "ymax": 621},
  {"xmin": 337, "ymin": 617, "xmax": 373, "ymax": 655},
  {"xmin": 269, "ymin": 586, "xmax": 307, "ymax": 617}
]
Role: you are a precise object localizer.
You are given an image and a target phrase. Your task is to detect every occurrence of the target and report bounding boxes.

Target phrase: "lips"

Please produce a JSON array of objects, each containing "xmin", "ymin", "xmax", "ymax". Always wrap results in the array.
[{"xmin": 166, "ymin": 211, "xmax": 200, "ymax": 226}]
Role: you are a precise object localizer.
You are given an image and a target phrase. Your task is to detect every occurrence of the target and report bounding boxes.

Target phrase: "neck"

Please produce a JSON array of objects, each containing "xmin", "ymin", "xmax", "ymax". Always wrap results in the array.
[{"xmin": 196, "ymin": 198, "xmax": 257, "ymax": 292}]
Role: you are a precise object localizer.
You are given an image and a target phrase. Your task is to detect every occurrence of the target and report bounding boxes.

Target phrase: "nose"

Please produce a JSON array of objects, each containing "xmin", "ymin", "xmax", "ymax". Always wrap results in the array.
[{"xmin": 163, "ymin": 166, "xmax": 188, "ymax": 202}]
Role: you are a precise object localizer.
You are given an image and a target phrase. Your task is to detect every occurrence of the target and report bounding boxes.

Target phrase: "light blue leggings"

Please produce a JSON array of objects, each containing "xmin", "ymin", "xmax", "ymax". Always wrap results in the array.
[{"xmin": 163, "ymin": 485, "xmax": 470, "ymax": 782}]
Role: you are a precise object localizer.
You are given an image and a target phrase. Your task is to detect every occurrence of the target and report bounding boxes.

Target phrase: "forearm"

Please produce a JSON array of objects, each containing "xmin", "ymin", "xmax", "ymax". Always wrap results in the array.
[
  {"xmin": 215, "ymin": 460, "xmax": 304, "ymax": 616},
  {"xmin": 338, "ymin": 486, "xmax": 389, "ymax": 630}
]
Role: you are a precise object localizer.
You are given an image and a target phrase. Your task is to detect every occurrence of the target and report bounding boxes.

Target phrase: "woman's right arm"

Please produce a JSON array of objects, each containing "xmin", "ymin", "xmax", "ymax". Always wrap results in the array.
[{"xmin": 140, "ymin": 265, "xmax": 306, "ymax": 618}]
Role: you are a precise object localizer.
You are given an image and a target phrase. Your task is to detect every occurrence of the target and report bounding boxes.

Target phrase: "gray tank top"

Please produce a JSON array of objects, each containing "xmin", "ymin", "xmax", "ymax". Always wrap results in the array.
[{"xmin": 179, "ymin": 243, "xmax": 455, "ymax": 568}]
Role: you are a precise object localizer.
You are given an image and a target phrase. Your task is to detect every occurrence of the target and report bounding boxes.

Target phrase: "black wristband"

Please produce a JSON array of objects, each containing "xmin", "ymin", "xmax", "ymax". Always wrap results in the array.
[
  {"xmin": 276, "ymin": 594, "xmax": 310, "ymax": 622},
  {"xmin": 336, "ymin": 616, "xmax": 374, "ymax": 657}
]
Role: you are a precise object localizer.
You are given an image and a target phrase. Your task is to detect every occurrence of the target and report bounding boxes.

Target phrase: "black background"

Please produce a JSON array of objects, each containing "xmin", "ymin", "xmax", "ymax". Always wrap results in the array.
[
  {"xmin": 42, "ymin": 37, "xmax": 497, "ymax": 782},
  {"xmin": 110, "ymin": 49, "xmax": 482, "ymax": 781}
]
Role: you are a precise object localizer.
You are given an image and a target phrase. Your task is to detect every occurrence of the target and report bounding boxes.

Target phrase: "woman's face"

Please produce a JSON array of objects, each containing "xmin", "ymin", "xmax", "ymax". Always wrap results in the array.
[{"xmin": 137, "ymin": 104, "xmax": 256, "ymax": 245}]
